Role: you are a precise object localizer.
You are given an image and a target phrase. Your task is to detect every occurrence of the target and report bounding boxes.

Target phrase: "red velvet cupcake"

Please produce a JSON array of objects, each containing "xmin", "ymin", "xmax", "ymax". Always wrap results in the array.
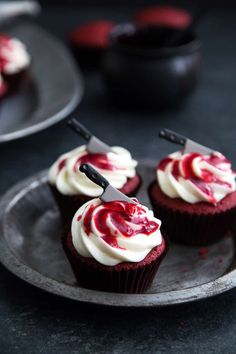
[
  {"xmin": 0, "ymin": 34, "xmax": 31, "ymax": 93},
  {"xmin": 69, "ymin": 20, "xmax": 115, "ymax": 67},
  {"xmin": 134, "ymin": 6, "xmax": 192, "ymax": 29},
  {"xmin": 48, "ymin": 145, "xmax": 141, "ymax": 223},
  {"xmin": 149, "ymin": 150, "xmax": 236, "ymax": 246},
  {"xmin": 0, "ymin": 73, "xmax": 7, "ymax": 98},
  {"xmin": 62, "ymin": 198, "xmax": 167, "ymax": 293}
]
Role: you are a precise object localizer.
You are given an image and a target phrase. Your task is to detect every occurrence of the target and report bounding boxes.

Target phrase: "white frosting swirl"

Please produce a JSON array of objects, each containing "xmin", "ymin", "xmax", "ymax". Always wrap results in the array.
[
  {"xmin": 71, "ymin": 198, "xmax": 162, "ymax": 266},
  {"xmin": 48, "ymin": 145, "xmax": 138, "ymax": 197},
  {"xmin": 157, "ymin": 151, "xmax": 236, "ymax": 204},
  {"xmin": 0, "ymin": 35, "xmax": 30, "ymax": 74}
]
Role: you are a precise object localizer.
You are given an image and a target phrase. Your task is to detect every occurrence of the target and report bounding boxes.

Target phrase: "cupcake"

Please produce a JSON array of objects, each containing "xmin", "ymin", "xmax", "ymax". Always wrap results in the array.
[
  {"xmin": 0, "ymin": 73, "xmax": 7, "ymax": 98},
  {"xmin": 0, "ymin": 34, "xmax": 31, "ymax": 92},
  {"xmin": 149, "ymin": 150, "xmax": 236, "ymax": 246},
  {"xmin": 69, "ymin": 20, "xmax": 115, "ymax": 68},
  {"xmin": 62, "ymin": 197, "xmax": 167, "ymax": 293},
  {"xmin": 134, "ymin": 6, "xmax": 192, "ymax": 29},
  {"xmin": 48, "ymin": 145, "xmax": 141, "ymax": 223}
]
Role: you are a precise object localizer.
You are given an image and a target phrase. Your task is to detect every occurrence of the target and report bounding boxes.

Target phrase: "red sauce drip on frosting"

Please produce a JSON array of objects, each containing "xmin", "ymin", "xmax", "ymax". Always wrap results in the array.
[
  {"xmin": 0, "ymin": 34, "xmax": 12, "ymax": 70},
  {"xmin": 157, "ymin": 152, "xmax": 233, "ymax": 203},
  {"xmin": 181, "ymin": 153, "xmax": 200, "ymax": 178},
  {"xmin": 207, "ymin": 155, "xmax": 230, "ymax": 169},
  {"xmin": 74, "ymin": 153, "xmax": 120, "ymax": 172},
  {"xmin": 158, "ymin": 157, "xmax": 172, "ymax": 171},
  {"xmin": 172, "ymin": 159, "xmax": 181, "ymax": 179},
  {"xmin": 83, "ymin": 203, "xmax": 96, "ymax": 236},
  {"xmin": 81, "ymin": 201, "xmax": 160, "ymax": 249},
  {"xmin": 190, "ymin": 178, "xmax": 215, "ymax": 202},
  {"xmin": 58, "ymin": 158, "xmax": 66, "ymax": 172}
]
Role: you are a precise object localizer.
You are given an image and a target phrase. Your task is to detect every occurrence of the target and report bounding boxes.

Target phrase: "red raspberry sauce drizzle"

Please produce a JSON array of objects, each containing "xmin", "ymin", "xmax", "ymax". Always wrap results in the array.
[
  {"xmin": 0, "ymin": 34, "xmax": 12, "ymax": 71},
  {"xmin": 81, "ymin": 201, "xmax": 160, "ymax": 249},
  {"xmin": 58, "ymin": 158, "xmax": 66, "ymax": 172},
  {"xmin": 158, "ymin": 152, "xmax": 233, "ymax": 204},
  {"xmin": 57, "ymin": 151, "xmax": 126, "ymax": 174},
  {"xmin": 74, "ymin": 153, "xmax": 123, "ymax": 172}
]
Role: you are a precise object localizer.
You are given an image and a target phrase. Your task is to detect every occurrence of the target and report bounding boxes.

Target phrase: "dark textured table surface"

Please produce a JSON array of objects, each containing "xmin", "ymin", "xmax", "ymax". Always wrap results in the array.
[{"xmin": 1, "ymin": 4, "xmax": 236, "ymax": 353}]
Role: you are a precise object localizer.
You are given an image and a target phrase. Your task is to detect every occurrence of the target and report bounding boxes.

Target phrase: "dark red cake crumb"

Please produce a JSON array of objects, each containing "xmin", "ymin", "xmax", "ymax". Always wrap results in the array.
[
  {"xmin": 134, "ymin": 6, "xmax": 192, "ymax": 29},
  {"xmin": 69, "ymin": 20, "xmax": 116, "ymax": 49},
  {"xmin": 198, "ymin": 247, "xmax": 209, "ymax": 260}
]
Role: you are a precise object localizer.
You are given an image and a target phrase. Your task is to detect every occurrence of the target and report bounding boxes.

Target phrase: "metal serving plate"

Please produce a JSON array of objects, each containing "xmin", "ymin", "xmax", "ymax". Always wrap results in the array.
[
  {"xmin": 0, "ymin": 160, "xmax": 236, "ymax": 307},
  {"xmin": 0, "ymin": 22, "xmax": 83, "ymax": 143}
]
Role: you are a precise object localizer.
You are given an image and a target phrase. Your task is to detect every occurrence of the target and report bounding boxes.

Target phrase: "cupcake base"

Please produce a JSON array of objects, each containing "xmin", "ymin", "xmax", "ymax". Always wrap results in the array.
[
  {"xmin": 2, "ymin": 68, "xmax": 29, "ymax": 94},
  {"xmin": 62, "ymin": 231, "xmax": 167, "ymax": 293},
  {"xmin": 50, "ymin": 174, "xmax": 142, "ymax": 224},
  {"xmin": 149, "ymin": 181, "xmax": 236, "ymax": 246}
]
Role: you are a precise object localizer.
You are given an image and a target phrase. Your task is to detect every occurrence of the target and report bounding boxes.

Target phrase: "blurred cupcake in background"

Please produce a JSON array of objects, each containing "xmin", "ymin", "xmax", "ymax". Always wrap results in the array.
[
  {"xmin": 69, "ymin": 20, "xmax": 116, "ymax": 68},
  {"xmin": 0, "ymin": 33, "xmax": 31, "ymax": 93},
  {"xmin": 0, "ymin": 73, "xmax": 7, "ymax": 98},
  {"xmin": 134, "ymin": 5, "xmax": 192, "ymax": 29}
]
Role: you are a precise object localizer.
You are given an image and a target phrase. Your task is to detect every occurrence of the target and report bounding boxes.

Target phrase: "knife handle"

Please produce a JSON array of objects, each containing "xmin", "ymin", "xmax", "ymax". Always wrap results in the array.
[
  {"xmin": 67, "ymin": 119, "xmax": 92, "ymax": 141},
  {"xmin": 80, "ymin": 164, "xmax": 109, "ymax": 190},
  {"xmin": 159, "ymin": 129, "xmax": 186, "ymax": 146}
]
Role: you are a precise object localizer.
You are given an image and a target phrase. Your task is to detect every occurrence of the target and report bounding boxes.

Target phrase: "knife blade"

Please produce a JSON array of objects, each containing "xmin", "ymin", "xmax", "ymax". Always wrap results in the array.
[
  {"xmin": 86, "ymin": 136, "xmax": 111, "ymax": 154},
  {"xmin": 101, "ymin": 184, "xmax": 136, "ymax": 203},
  {"xmin": 159, "ymin": 128, "xmax": 213, "ymax": 155},
  {"xmin": 79, "ymin": 163, "xmax": 136, "ymax": 204},
  {"xmin": 67, "ymin": 119, "xmax": 111, "ymax": 154},
  {"xmin": 184, "ymin": 139, "xmax": 213, "ymax": 155}
]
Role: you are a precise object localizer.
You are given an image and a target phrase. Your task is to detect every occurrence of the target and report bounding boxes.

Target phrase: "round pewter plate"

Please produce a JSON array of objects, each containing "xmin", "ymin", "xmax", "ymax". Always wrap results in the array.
[
  {"xmin": 0, "ymin": 22, "xmax": 83, "ymax": 143},
  {"xmin": 0, "ymin": 160, "xmax": 236, "ymax": 307}
]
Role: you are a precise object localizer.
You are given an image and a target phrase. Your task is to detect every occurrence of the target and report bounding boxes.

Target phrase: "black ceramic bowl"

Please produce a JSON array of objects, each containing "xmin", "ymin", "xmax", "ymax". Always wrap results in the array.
[{"xmin": 102, "ymin": 24, "xmax": 202, "ymax": 109}]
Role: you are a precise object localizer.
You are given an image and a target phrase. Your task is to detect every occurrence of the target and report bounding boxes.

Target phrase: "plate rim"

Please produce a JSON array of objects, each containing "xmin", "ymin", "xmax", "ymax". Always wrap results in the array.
[
  {"xmin": 1, "ymin": 166, "xmax": 236, "ymax": 307},
  {"xmin": 0, "ymin": 22, "xmax": 83, "ymax": 143}
]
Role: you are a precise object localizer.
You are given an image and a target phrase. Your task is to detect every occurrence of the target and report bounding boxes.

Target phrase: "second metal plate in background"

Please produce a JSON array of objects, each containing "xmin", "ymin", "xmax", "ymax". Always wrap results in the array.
[{"xmin": 0, "ymin": 22, "xmax": 83, "ymax": 142}]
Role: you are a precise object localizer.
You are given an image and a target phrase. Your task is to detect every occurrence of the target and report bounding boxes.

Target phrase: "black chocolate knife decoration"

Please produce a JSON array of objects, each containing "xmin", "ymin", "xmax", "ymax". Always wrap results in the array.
[
  {"xmin": 80, "ymin": 163, "xmax": 136, "ymax": 204},
  {"xmin": 159, "ymin": 129, "xmax": 186, "ymax": 146},
  {"xmin": 159, "ymin": 128, "xmax": 213, "ymax": 155},
  {"xmin": 67, "ymin": 119, "xmax": 111, "ymax": 154}
]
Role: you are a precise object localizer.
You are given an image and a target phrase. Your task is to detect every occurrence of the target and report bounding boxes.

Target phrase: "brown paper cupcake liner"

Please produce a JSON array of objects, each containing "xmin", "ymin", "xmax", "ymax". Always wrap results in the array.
[
  {"xmin": 62, "ymin": 232, "xmax": 167, "ymax": 293},
  {"xmin": 149, "ymin": 182, "xmax": 236, "ymax": 246}
]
